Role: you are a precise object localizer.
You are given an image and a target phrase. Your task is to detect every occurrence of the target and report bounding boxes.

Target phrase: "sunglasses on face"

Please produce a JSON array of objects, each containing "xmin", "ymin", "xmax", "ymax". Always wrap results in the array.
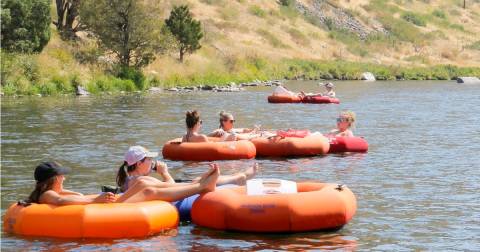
[
  {"xmin": 222, "ymin": 119, "xmax": 235, "ymax": 123},
  {"xmin": 337, "ymin": 118, "xmax": 348, "ymax": 123},
  {"xmin": 199, "ymin": 120, "xmax": 203, "ymax": 125}
]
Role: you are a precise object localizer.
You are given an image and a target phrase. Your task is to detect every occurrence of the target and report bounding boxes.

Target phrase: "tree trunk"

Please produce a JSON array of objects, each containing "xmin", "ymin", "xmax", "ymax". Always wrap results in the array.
[
  {"xmin": 65, "ymin": 1, "xmax": 79, "ymax": 33},
  {"xmin": 55, "ymin": 0, "xmax": 80, "ymax": 39},
  {"xmin": 179, "ymin": 47, "xmax": 185, "ymax": 62},
  {"xmin": 55, "ymin": 0, "xmax": 66, "ymax": 29}
]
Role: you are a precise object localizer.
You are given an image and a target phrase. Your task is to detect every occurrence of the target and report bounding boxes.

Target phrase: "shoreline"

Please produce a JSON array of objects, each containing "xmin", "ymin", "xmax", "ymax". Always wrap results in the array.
[
  {"xmin": 2, "ymin": 58, "xmax": 479, "ymax": 97},
  {"xmin": 0, "ymin": 78, "xmax": 469, "ymax": 98}
]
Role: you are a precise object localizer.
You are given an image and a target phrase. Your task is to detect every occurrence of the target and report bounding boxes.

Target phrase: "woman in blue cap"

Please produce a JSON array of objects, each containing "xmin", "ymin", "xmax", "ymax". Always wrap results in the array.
[{"xmin": 26, "ymin": 161, "xmax": 116, "ymax": 205}]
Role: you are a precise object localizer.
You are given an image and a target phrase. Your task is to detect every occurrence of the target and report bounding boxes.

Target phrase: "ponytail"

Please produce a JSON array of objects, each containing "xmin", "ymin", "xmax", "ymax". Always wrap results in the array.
[
  {"xmin": 186, "ymin": 110, "xmax": 200, "ymax": 129},
  {"xmin": 25, "ymin": 177, "xmax": 56, "ymax": 204},
  {"xmin": 116, "ymin": 160, "xmax": 144, "ymax": 192}
]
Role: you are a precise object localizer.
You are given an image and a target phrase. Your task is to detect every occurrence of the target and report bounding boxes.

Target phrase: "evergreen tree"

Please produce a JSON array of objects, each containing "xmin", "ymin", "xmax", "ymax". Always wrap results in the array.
[
  {"xmin": 1, "ymin": 0, "xmax": 51, "ymax": 53},
  {"xmin": 165, "ymin": 5, "xmax": 203, "ymax": 62}
]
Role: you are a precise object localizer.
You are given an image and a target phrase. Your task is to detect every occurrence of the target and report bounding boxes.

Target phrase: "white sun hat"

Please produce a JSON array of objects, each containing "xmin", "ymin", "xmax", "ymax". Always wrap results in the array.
[{"xmin": 124, "ymin": 146, "xmax": 158, "ymax": 166}]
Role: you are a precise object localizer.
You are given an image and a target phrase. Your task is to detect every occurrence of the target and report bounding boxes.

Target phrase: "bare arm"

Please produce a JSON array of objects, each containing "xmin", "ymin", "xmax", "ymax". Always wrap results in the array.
[
  {"xmin": 207, "ymin": 129, "xmax": 224, "ymax": 137},
  {"xmin": 155, "ymin": 161, "xmax": 175, "ymax": 184},
  {"xmin": 39, "ymin": 190, "xmax": 115, "ymax": 205},
  {"xmin": 59, "ymin": 189, "xmax": 84, "ymax": 196}
]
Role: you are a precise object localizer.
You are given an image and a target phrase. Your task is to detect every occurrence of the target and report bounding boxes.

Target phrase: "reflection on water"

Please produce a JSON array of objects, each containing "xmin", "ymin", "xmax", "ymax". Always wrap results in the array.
[{"xmin": 2, "ymin": 80, "xmax": 480, "ymax": 251}]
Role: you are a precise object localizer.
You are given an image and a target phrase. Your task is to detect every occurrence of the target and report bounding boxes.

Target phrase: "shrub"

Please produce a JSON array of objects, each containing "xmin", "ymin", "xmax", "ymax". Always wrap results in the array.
[
  {"xmin": 116, "ymin": 66, "xmax": 146, "ymax": 90},
  {"xmin": 287, "ymin": 28, "xmax": 310, "ymax": 46},
  {"xmin": 467, "ymin": 40, "xmax": 480, "ymax": 51},
  {"xmin": 256, "ymin": 29, "xmax": 288, "ymax": 48},
  {"xmin": 249, "ymin": 5, "xmax": 266, "ymax": 18},
  {"xmin": 38, "ymin": 82, "xmax": 59, "ymax": 96},
  {"xmin": 279, "ymin": 0, "xmax": 295, "ymax": 7},
  {"xmin": 401, "ymin": 12, "xmax": 427, "ymax": 27},
  {"xmin": 449, "ymin": 23, "xmax": 464, "ymax": 31},
  {"xmin": 50, "ymin": 75, "xmax": 74, "ymax": 93},
  {"xmin": 432, "ymin": 9, "xmax": 447, "ymax": 19}
]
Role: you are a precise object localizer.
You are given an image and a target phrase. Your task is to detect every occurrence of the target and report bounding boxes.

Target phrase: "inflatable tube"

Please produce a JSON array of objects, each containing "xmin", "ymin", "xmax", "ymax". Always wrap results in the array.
[
  {"xmin": 3, "ymin": 199, "xmax": 178, "ymax": 238},
  {"xmin": 302, "ymin": 95, "xmax": 340, "ymax": 104},
  {"xmin": 162, "ymin": 138, "xmax": 256, "ymax": 161},
  {"xmin": 191, "ymin": 182, "xmax": 357, "ymax": 232},
  {"xmin": 251, "ymin": 134, "xmax": 329, "ymax": 157},
  {"xmin": 328, "ymin": 136, "xmax": 368, "ymax": 153},
  {"xmin": 267, "ymin": 95, "xmax": 302, "ymax": 103},
  {"xmin": 173, "ymin": 184, "xmax": 237, "ymax": 222}
]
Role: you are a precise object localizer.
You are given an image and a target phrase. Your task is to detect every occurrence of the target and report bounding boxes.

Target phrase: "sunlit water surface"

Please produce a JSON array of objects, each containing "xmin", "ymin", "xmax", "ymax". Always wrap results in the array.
[{"xmin": 1, "ymin": 80, "xmax": 479, "ymax": 251}]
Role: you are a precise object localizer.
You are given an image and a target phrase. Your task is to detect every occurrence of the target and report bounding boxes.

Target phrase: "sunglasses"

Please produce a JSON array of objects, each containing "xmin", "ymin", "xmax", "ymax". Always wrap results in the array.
[
  {"xmin": 222, "ymin": 119, "xmax": 235, "ymax": 123},
  {"xmin": 336, "ymin": 118, "xmax": 348, "ymax": 123},
  {"xmin": 199, "ymin": 120, "xmax": 203, "ymax": 125}
]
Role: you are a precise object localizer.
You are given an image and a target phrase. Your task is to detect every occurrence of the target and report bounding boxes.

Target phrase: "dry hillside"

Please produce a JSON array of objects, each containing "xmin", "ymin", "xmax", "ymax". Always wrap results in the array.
[{"xmin": 145, "ymin": 0, "xmax": 479, "ymax": 78}]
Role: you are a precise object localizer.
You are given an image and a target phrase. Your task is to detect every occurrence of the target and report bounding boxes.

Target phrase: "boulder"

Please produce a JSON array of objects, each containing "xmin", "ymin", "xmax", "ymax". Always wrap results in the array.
[
  {"xmin": 167, "ymin": 87, "xmax": 179, "ymax": 92},
  {"xmin": 148, "ymin": 87, "xmax": 162, "ymax": 93},
  {"xmin": 201, "ymin": 85, "xmax": 214, "ymax": 91},
  {"xmin": 361, "ymin": 72, "xmax": 376, "ymax": 81},
  {"xmin": 457, "ymin": 77, "xmax": 480, "ymax": 84},
  {"xmin": 75, "ymin": 86, "xmax": 90, "ymax": 96}
]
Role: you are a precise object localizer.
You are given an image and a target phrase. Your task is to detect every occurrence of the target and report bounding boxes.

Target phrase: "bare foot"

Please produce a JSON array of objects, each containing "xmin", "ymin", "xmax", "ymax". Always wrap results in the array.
[
  {"xmin": 199, "ymin": 166, "xmax": 219, "ymax": 193},
  {"xmin": 234, "ymin": 163, "xmax": 259, "ymax": 185},
  {"xmin": 245, "ymin": 163, "xmax": 258, "ymax": 180}
]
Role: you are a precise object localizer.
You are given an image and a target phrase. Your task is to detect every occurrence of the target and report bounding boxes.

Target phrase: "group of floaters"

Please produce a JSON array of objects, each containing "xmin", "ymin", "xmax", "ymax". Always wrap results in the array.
[
  {"xmin": 3, "ymin": 159, "xmax": 356, "ymax": 238},
  {"xmin": 163, "ymin": 109, "xmax": 368, "ymax": 161},
  {"xmin": 268, "ymin": 82, "xmax": 340, "ymax": 104},
  {"xmin": 3, "ymin": 83, "xmax": 365, "ymax": 239}
]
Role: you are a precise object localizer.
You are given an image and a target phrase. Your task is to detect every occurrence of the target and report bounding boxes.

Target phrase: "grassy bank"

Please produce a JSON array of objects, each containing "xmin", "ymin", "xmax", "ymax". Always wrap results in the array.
[{"xmin": 2, "ymin": 51, "xmax": 479, "ymax": 96}]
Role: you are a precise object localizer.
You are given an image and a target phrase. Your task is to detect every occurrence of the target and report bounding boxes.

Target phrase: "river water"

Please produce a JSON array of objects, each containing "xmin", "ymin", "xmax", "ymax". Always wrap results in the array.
[{"xmin": 1, "ymin": 80, "xmax": 479, "ymax": 251}]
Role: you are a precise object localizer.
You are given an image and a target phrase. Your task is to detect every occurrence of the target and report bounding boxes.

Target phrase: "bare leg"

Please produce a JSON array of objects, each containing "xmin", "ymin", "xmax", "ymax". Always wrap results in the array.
[
  {"xmin": 196, "ymin": 163, "xmax": 259, "ymax": 186},
  {"xmin": 117, "ymin": 165, "xmax": 219, "ymax": 203}
]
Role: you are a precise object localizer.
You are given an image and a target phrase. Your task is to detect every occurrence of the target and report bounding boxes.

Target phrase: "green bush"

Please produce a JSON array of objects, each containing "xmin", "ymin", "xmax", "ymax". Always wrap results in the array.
[
  {"xmin": 256, "ymin": 29, "xmax": 288, "ymax": 48},
  {"xmin": 449, "ymin": 23, "xmax": 464, "ymax": 31},
  {"xmin": 116, "ymin": 66, "xmax": 146, "ymax": 90},
  {"xmin": 432, "ymin": 9, "xmax": 447, "ymax": 19},
  {"xmin": 249, "ymin": 5, "xmax": 266, "ymax": 18},
  {"xmin": 279, "ymin": 0, "xmax": 295, "ymax": 7},
  {"xmin": 467, "ymin": 40, "xmax": 480, "ymax": 51},
  {"xmin": 38, "ymin": 82, "xmax": 59, "ymax": 96},
  {"xmin": 401, "ymin": 12, "xmax": 427, "ymax": 27}
]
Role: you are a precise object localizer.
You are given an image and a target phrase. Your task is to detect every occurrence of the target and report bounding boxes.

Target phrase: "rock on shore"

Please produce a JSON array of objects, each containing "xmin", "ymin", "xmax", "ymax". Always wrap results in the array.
[
  {"xmin": 457, "ymin": 77, "xmax": 480, "ymax": 84},
  {"xmin": 361, "ymin": 72, "xmax": 376, "ymax": 81}
]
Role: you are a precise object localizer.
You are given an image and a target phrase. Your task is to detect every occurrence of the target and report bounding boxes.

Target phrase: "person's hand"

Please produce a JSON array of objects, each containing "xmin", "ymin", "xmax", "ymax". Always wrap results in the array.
[
  {"xmin": 155, "ymin": 161, "xmax": 169, "ymax": 175},
  {"xmin": 94, "ymin": 192, "xmax": 116, "ymax": 203}
]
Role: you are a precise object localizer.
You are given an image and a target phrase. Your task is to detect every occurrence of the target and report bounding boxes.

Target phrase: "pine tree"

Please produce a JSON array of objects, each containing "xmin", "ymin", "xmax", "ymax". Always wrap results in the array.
[{"xmin": 165, "ymin": 5, "xmax": 203, "ymax": 62}]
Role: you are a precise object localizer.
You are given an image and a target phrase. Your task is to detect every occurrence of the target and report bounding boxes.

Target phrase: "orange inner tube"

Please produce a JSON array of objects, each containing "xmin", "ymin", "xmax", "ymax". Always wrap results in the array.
[
  {"xmin": 162, "ymin": 138, "xmax": 256, "ymax": 161},
  {"xmin": 268, "ymin": 95, "xmax": 302, "ymax": 103},
  {"xmin": 251, "ymin": 134, "xmax": 330, "ymax": 157},
  {"xmin": 3, "ymin": 200, "xmax": 179, "ymax": 238},
  {"xmin": 191, "ymin": 182, "xmax": 357, "ymax": 232}
]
